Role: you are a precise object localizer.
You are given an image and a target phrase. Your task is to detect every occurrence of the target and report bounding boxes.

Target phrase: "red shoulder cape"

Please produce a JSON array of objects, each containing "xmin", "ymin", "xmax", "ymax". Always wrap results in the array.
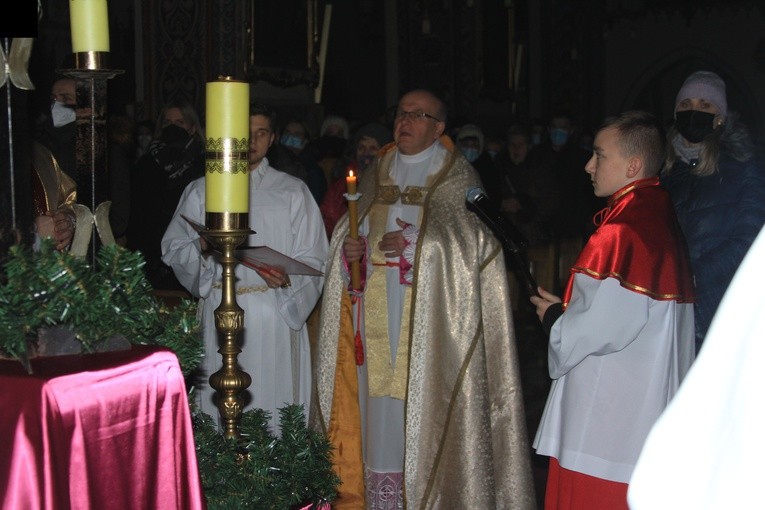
[{"xmin": 563, "ymin": 177, "xmax": 695, "ymax": 306}]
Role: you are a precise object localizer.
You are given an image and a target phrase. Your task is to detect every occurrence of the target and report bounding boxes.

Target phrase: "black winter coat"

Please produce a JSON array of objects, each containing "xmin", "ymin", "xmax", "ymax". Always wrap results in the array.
[{"xmin": 661, "ymin": 153, "xmax": 765, "ymax": 352}]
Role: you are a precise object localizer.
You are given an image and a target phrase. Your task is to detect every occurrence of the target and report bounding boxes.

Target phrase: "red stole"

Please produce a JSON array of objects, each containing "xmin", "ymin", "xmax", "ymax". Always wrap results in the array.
[{"xmin": 562, "ymin": 177, "xmax": 694, "ymax": 307}]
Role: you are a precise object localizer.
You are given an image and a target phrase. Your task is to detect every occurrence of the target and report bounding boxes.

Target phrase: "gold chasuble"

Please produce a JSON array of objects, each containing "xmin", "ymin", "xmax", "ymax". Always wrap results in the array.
[
  {"xmin": 313, "ymin": 137, "xmax": 536, "ymax": 509},
  {"xmin": 364, "ymin": 182, "xmax": 432, "ymax": 400}
]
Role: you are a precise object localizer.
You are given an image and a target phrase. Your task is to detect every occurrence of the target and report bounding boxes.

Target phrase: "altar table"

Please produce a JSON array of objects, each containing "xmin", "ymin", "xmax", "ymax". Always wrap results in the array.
[{"xmin": 0, "ymin": 345, "xmax": 205, "ymax": 509}]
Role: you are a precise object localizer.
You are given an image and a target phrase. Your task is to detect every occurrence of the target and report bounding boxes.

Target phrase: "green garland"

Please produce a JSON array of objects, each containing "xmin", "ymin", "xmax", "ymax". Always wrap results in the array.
[
  {"xmin": 194, "ymin": 405, "xmax": 340, "ymax": 509},
  {"xmin": 0, "ymin": 239, "xmax": 203, "ymax": 375},
  {"xmin": 0, "ymin": 241, "xmax": 340, "ymax": 507}
]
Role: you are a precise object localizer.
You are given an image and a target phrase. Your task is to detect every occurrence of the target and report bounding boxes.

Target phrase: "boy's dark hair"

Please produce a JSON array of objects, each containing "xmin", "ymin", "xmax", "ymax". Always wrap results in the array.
[{"xmin": 600, "ymin": 110, "xmax": 666, "ymax": 177}]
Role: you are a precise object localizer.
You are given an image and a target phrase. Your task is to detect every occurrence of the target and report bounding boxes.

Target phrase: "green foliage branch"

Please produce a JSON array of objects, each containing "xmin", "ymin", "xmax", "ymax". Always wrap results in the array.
[{"xmin": 0, "ymin": 240, "xmax": 340, "ymax": 507}]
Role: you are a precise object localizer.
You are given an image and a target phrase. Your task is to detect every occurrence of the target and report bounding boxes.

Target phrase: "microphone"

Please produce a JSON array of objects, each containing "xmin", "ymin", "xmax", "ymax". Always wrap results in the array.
[
  {"xmin": 465, "ymin": 187, "xmax": 528, "ymax": 252},
  {"xmin": 465, "ymin": 186, "xmax": 539, "ymax": 297}
]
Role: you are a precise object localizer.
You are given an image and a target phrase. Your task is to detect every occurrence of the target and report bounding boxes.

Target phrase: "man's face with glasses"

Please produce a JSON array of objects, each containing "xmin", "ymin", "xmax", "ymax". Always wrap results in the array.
[{"xmin": 394, "ymin": 91, "xmax": 445, "ymax": 155}]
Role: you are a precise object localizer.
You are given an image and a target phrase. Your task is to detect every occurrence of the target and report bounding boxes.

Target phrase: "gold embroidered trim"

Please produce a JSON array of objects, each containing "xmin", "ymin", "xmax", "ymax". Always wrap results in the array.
[
  {"xmin": 212, "ymin": 283, "xmax": 269, "ymax": 295},
  {"xmin": 364, "ymin": 202, "xmax": 411, "ymax": 400},
  {"xmin": 376, "ymin": 185, "xmax": 430, "ymax": 205},
  {"xmin": 573, "ymin": 266, "xmax": 688, "ymax": 300}
]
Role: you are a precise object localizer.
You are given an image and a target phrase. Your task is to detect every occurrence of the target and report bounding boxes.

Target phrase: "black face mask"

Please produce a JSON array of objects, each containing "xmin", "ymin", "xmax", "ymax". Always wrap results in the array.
[
  {"xmin": 160, "ymin": 123, "xmax": 192, "ymax": 148},
  {"xmin": 675, "ymin": 110, "xmax": 717, "ymax": 144}
]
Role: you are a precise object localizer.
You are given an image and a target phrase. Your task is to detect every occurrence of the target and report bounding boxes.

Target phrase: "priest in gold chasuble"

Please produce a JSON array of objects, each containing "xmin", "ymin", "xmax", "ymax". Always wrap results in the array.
[{"xmin": 312, "ymin": 89, "xmax": 535, "ymax": 509}]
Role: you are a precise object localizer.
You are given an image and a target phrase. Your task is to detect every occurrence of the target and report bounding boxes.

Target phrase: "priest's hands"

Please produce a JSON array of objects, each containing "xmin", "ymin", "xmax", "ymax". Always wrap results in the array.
[
  {"xmin": 379, "ymin": 218, "xmax": 409, "ymax": 258},
  {"xmin": 343, "ymin": 236, "xmax": 365, "ymax": 263}
]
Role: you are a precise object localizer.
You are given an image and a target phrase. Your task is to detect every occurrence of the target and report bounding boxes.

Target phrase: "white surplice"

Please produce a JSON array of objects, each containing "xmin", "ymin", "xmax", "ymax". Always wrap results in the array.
[{"xmin": 161, "ymin": 159, "xmax": 329, "ymax": 432}]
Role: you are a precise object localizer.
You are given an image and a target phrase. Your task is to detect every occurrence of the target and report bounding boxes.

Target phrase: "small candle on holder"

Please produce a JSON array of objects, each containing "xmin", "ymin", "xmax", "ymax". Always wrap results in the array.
[
  {"xmin": 205, "ymin": 78, "xmax": 250, "ymax": 215},
  {"xmin": 69, "ymin": 0, "xmax": 111, "ymax": 53},
  {"xmin": 346, "ymin": 169, "xmax": 357, "ymax": 195},
  {"xmin": 346, "ymin": 168, "xmax": 361, "ymax": 290}
]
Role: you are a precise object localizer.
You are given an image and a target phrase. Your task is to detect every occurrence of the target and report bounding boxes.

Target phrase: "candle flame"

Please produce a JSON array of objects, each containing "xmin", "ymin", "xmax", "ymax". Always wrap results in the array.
[{"xmin": 349, "ymin": 170, "xmax": 355, "ymax": 178}]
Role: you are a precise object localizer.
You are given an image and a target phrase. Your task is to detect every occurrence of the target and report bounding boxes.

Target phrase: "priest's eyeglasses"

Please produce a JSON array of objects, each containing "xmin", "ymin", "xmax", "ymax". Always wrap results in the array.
[{"xmin": 395, "ymin": 110, "xmax": 443, "ymax": 123}]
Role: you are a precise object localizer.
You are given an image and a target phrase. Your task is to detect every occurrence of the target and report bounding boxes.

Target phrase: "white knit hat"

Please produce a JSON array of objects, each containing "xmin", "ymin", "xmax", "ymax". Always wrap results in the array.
[
  {"xmin": 456, "ymin": 124, "xmax": 484, "ymax": 153},
  {"xmin": 675, "ymin": 71, "xmax": 727, "ymax": 119}
]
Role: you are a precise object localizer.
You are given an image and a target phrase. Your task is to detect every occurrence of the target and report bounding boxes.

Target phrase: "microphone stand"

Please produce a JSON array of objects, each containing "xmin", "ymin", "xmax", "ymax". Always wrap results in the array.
[{"xmin": 466, "ymin": 201, "xmax": 540, "ymax": 298}]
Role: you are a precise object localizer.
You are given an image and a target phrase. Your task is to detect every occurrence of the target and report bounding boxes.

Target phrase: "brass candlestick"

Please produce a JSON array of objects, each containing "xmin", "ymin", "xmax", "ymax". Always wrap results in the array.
[
  {"xmin": 60, "ymin": 62, "xmax": 123, "ymax": 265},
  {"xmin": 205, "ymin": 212, "xmax": 252, "ymax": 439}
]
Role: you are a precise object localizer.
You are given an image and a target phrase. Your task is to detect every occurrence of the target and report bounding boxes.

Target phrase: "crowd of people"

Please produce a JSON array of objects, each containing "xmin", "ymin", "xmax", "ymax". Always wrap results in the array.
[{"xmin": 26, "ymin": 70, "xmax": 765, "ymax": 509}]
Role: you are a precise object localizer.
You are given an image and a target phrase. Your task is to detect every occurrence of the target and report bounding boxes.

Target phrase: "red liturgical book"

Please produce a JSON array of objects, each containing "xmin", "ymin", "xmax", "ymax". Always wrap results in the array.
[{"xmin": 181, "ymin": 215, "xmax": 323, "ymax": 276}]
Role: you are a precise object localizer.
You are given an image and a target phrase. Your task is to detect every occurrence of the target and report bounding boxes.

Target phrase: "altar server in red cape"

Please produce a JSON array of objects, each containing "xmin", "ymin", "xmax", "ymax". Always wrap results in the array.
[{"xmin": 530, "ymin": 110, "xmax": 695, "ymax": 510}]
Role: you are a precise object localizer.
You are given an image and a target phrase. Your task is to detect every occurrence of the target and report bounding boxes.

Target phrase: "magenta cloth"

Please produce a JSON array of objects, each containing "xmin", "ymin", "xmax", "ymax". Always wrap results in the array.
[{"xmin": 0, "ymin": 345, "xmax": 205, "ymax": 510}]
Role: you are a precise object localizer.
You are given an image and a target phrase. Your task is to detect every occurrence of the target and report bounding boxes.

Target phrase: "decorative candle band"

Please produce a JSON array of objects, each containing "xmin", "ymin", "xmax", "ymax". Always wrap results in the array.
[
  {"xmin": 74, "ymin": 51, "xmax": 109, "ymax": 70},
  {"xmin": 205, "ymin": 136, "xmax": 249, "ymax": 212},
  {"xmin": 205, "ymin": 212, "xmax": 249, "ymax": 232},
  {"xmin": 206, "ymin": 150, "xmax": 249, "ymax": 161},
  {"xmin": 205, "ymin": 156, "xmax": 249, "ymax": 173}
]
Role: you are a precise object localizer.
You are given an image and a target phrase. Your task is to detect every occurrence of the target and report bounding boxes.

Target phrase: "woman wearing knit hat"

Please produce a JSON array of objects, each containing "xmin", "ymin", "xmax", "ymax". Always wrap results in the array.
[{"xmin": 661, "ymin": 70, "xmax": 765, "ymax": 354}]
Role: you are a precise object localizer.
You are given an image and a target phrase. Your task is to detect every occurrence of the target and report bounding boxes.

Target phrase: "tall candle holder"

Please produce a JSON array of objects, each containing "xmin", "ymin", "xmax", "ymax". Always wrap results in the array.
[
  {"xmin": 203, "ymin": 77, "xmax": 251, "ymax": 438},
  {"xmin": 59, "ymin": 65, "xmax": 123, "ymax": 264},
  {"xmin": 204, "ymin": 212, "xmax": 253, "ymax": 439}
]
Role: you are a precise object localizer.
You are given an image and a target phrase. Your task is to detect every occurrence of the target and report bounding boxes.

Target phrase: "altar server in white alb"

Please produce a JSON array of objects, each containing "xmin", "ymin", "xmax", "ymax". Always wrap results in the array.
[
  {"xmin": 162, "ymin": 102, "xmax": 329, "ymax": 432},
  {"xmin": 530, "ymin": 110, "xmax": 695, "ymax": 509}
]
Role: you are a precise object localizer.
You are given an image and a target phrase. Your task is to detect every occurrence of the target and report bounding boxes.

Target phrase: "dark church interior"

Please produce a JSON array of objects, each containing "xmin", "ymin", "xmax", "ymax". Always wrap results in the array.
[{"xmin": 1, "ymin": 1, "xmax": 764, "ymax": 508}]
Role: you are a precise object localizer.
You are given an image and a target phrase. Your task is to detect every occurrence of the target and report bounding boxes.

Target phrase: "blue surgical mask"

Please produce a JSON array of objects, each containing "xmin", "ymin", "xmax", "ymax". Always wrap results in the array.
[
  {"xmin": 549, "ymin": 128, "xmax": 569, "ymax": 147},
  {"xmin": 461, "ymin": 147, "xmax": 480, "ymax": 163},
  {"xmin": 487, "ymin": 150, "xmax": 498, "ymax": 160},
  {"xmin": 51, "ymin": 101, "xmax": 76, "ymax": 127},
  {"xmin": 280, "ymin": 134, "xmax": 304, "ymax": 150},
  {"xmin": 531, "ymin": 133, "xmax": 543, "ymax": 146}
]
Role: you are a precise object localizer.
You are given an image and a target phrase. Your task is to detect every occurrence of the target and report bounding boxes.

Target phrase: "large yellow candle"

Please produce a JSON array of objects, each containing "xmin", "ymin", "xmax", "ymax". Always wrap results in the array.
[
  {"xmin": 205, "ymin": 78, "xmax": 250, "ymax": 213},
  {"xmin": 69, "ymin": 0, "xmax": 110, "ymax": 53}
]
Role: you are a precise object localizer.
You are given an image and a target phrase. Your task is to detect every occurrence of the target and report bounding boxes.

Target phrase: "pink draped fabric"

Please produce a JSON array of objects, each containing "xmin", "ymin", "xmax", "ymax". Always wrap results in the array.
[{"xmin": 0, "ymin": 345, "xmax": 205, "ymax": 510}]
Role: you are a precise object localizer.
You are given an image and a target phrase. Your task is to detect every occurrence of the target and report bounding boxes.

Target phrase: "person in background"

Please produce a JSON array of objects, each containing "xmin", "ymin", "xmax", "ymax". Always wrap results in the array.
[
  {"xmin": 162, "ymin": 102, "xmax": 328, "ymax": 434},
  {"xmin": 319, "ymin": 121, "xmax": 392, "ymax": 239},
  {"xmin": 268, "ymin": 118, "xmax": 327, "ymax": 204},
  {"xmin": 660, "ymin": 70, "xmax": 765, "ymax": 353},
  {"xmin": 33, "ymin": 77, "xmax": 78, "ymax": 177},
  {"xmin": 483, "ymin": 133, "xmax": 505, "ymax": 161},
  {"xmin": 529, "ymin": 117, "xmax": 547, "ymax": 148},
  {"xmin": 306, "ymin": 114, "xmax": 350, "ymax": 190},
  {"xmin": 127, "ymin": 100, "xmax": 206, "ymax": 289},
  {"xmin": 134, "ymin": 119, "xmax": 155, "ymax": 162},
  {"xmin": 456, "ymin": 123, "xmax": 503, "ymax": 204},
  {"xmin": 33, "ymin": 76, "xmax": 133, "ymax": 252},
  {"xmin": 494, "ymin": 124, "xmax": 555, "ymax": 246},
  {"xmin": 456, "ymin": 123, "xmax": 484, "ymax": 164},
  {"xmin": 312, "ymin": 89, "xmax": 535, "ymax": 509},
  {"xmin": 541, "ymin": 112, "xmax": 601, "ymax": 242},
  {"xmin": 530, "ymin": 111, "xmax": 695, "ymax": 509},
  {"xmin": 31, "ymin": 76, "xmax": 78, "ymax": 252},
  {"xmin": 320, "ymin": 114, "xmax": 350, "ymax": 140}
]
